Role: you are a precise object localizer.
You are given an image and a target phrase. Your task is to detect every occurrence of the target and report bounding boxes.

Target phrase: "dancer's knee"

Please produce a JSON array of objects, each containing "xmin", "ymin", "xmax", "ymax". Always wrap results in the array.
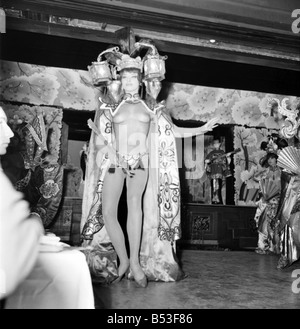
[
  {"xmin": 102, "ymin": 206, "xmax": 118, "ymax": 224},
  {"xmin": 127, "ymin": 194, "xmax": 142, "ymax": 208}
]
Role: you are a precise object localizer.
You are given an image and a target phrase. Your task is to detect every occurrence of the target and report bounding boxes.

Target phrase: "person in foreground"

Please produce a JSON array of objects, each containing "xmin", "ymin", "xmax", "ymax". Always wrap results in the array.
[
  {"xmin": 81, "ymin": 42, "xmax": 218, "ymax": 287},
  {"xmin": 0, "ymin": 106, "xmax": 44, "ymax": 303}
]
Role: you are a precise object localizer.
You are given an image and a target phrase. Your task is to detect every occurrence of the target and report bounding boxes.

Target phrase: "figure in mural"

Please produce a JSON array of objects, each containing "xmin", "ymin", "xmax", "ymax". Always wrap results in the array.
[
  {"xmin": 81, "ymin": 42, "xmax": 218, "ymax": 286},
  {"xmin": 204, "ymin": 137, "xmax": 232, "ymax": 204}
]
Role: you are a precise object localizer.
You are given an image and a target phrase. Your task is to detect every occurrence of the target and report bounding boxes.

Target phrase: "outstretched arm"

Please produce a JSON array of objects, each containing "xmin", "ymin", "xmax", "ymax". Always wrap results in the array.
[{"xmin": 172, "ymin": 117, "xmax": 219, "ymax": 138}]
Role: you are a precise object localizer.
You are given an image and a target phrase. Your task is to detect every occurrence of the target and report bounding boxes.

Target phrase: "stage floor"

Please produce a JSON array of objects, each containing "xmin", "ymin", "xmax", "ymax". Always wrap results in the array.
[{"xmin": 93, "ymin": 249, "xmax": 300, "ymax": 309}]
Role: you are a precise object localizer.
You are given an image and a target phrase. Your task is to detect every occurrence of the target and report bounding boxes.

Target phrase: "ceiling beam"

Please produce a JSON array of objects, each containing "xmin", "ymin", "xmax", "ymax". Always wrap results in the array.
[
  {"xmin": 3, "ymin": 0, "xmax": 299, "ymax": 57},
  {"xmin": 4, "ymin": 15, "xmax": 300, "ymax": 72},
  {"xmin": 153, "ymin": 39, "xmax": 300, "ymax": 72},
  {"xmin": 5, "ymin": 16, "xmax": 118, "ymax": 44}
]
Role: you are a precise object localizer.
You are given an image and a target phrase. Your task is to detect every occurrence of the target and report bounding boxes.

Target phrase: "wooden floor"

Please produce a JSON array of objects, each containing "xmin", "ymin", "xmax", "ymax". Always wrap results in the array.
[{"xmin": 93, "ymin": 249, "xmax": 300, "ymax": 309}]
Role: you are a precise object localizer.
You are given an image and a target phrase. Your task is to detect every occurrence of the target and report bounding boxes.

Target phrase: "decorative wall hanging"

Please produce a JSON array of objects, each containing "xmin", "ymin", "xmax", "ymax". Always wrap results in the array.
[{"xmin": 0, "ymin": 103, "xmax": 64, "ymax": 228}]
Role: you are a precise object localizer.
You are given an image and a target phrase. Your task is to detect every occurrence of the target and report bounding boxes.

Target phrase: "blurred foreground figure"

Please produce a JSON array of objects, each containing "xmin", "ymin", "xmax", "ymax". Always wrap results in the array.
[{"xmin": 0, "ymin": 106, "xmax": 43, "ymax": 301}]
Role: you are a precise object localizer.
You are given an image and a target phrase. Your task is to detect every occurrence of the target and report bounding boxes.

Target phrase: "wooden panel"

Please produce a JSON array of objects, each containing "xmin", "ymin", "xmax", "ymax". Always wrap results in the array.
[
  {"xmin": 180, "ymin": 203, "xmax": 258, "ymax": 250},
  {"xmin": 103, "ymin": 0, "xmax": 296, "ymax": 32},
  {"xmin": 4, "ymin": 0, "xmax": 297, "ymax": 34},
  {"xmin": 50, "ymin": 197, "xmax": 73, "ymax": 241},
  {"xmin": 5, "ymin": 16, "xmax": 118, "ymax": 44}
]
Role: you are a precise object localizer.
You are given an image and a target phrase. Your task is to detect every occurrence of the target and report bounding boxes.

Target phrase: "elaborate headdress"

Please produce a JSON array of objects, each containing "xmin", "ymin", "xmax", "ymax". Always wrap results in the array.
[
  {"xmin": 116, "ymin": 54, "xmax": 143, "ymax": 72},
  {"xmin": 88, "ymin": 40, "xmax": 167, "ymax": 103}
]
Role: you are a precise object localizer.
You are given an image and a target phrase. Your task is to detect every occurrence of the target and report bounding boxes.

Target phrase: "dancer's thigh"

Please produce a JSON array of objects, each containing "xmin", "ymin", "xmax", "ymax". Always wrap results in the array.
[
  {"xmin": 126, "ymin": 169, "xmax": 148, "ymax": 201},
  {"xmin": 102, "ymin": 168, "xmax": 125, "ymax": 213}
]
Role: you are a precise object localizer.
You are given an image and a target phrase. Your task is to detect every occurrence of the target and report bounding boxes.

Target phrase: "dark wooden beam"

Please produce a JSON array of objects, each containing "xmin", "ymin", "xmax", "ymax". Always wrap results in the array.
[
  {"xmin": 3, "ymin": 0, "xmax": 299, "ymax": 57},
  {"xmin": 5, "ymin": 16, "xmax": 118, "ymax": 44},
  {"xmin": 115, "ymin": 27, "xmax": 136, "ymax": 54},
  {"xmin": 153, "ymin": 39, "xmax": 300, "ymax": 72},
  {"xmin": 4, "ymin": 16, "xmax": 300, "ymax": 72},
  {"xmin": 3, "ymin": 0, "xmax": 295, "ymax": 36}
]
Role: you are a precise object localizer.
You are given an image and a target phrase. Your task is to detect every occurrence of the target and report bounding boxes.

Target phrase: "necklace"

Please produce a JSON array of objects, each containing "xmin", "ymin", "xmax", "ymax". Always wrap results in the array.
[{"xmin": 123, "ymin": 93, "xmax": 141, "ymax": 103}]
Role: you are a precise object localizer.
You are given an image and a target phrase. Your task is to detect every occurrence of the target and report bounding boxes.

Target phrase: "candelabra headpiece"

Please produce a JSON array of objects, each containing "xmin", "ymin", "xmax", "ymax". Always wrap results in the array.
[{"xmin": 88, "ymin": 40, "xmax": 166, "ymax": 101}]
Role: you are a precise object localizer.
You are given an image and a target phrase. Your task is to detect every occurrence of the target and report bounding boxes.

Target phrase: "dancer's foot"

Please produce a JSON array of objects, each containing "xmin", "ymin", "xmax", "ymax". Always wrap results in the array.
[
  {"xmin": 129, "ymin": 263, "xmax": 148, "ymax": 288},
  {"xmin": 112, "ymin": 260, "xmax": 130, "ymax": 284}
]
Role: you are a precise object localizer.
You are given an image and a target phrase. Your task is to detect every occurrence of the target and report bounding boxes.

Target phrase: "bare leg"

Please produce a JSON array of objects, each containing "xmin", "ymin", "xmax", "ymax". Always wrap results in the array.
[
  {"xmin": 102, "ymin": 168, "xmax": 129, "ymax": 276},
  {"xmin": 126, "ymin": 168, "xmax": 148, "ymax": 281}
]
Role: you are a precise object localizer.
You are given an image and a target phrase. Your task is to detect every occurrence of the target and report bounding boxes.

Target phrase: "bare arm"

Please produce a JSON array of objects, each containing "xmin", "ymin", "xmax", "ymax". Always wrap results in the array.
[{"xmin": 172, "ymin": 117, "xmax": 219, "ymax": 138}]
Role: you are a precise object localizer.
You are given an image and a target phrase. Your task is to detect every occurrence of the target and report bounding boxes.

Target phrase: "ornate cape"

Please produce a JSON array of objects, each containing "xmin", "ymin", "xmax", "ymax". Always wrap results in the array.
[{"xmin": 80, "ymin": 98, "xmax": 185, "ymax": 283}]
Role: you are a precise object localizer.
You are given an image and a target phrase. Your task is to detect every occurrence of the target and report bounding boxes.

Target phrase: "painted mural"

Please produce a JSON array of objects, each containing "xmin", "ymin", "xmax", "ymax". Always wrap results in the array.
[
  {"xmin": 1, "ymin": 60, "xmax": 298, "ymax": 129},
  {"xmin": 165, "ymin": 83, "xmax": 299, "ymax": 129},
  {"xmin": 233, "ymin": 126, "xmax": 279, "ymax": 206},
  {"xmin": 0, "ymin": 61, "xmax": 99, "ymax": 111}
]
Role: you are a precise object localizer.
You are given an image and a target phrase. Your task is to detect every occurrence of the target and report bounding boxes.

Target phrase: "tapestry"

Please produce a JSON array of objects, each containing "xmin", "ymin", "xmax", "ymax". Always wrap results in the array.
[
  {"xmin": 0, "ymin": 103, "xmax": 64, "ymax": 227},
  {"xmin": 0, "ymin": 102, "xmax": 62, "ymax": 163}
]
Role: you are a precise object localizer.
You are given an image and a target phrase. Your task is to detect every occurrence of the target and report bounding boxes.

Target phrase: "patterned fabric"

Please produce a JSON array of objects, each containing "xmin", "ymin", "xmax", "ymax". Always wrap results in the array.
[
  {"xmin": 31, "ymin": 165, "xmax": 64, "ymax": 228},
  {"xmin": 2, "ymin": 107, "xmax": 64, "ymax": 229},
  {"xmin": 254, "ymin": 166, "xmax": 282, "ymax": 254},
  {"xmin": 81, "ymin": 98, "xmax": 184, "ymax": 283},
  {"xmin": 277, "ymin": 175, "xmax": 300, "ymax": 269}
]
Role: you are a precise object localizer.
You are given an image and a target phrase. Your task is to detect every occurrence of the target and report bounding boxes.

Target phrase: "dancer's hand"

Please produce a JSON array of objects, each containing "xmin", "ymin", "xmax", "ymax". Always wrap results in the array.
[
  {"xmin": 202, "ymin": 117, "xmax": 219, "ymax": 132},
  {"xmin": 122, "ymin": 167, "xmax": 135, "ymax": 177}
]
